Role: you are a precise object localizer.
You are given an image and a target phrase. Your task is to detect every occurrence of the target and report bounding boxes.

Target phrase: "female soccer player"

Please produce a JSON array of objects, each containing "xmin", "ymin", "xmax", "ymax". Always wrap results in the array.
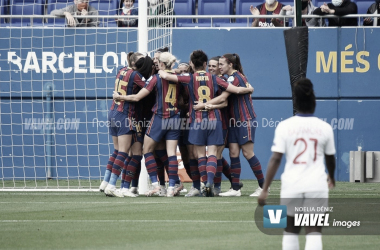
[
  {"xmin": 216, "ymin": 53, "xmax": 264, "ymax": 197},
  {"xmin": 113, "ymin": 52, "xmax": 181, "ymax": 197},
  {"xmin": 153, "ymin": 47, "xmax": 169, "ymax": 74},
  {"xmin": 100, "ymin": 52, "xmax": 147, "ymax": 197},
  {"xmin": 159, "ymin": 50, "xmax": 253, "ymax": 197},
  {"xmin": 119, "ymin": 56, "xmax": 155, "ymax": 197},
  {"xmin": 258, "ymin": 78, "xmax": 336, "ymax": 250}
]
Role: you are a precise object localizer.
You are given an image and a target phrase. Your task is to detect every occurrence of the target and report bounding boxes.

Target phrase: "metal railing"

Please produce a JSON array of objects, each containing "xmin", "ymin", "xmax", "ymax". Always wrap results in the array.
[{"xmin": 1, "ymin": 14, "xmax": 379, "ymax": 27}]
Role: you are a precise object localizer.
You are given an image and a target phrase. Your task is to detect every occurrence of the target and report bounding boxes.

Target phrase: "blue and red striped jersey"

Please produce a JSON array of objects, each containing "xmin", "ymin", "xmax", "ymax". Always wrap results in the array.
[
  {"xmin": 111, "ymin": 67, "xmax": 146, "ymax": 118},
  {"xmin": 227, "ymin": 71, "xmax": 257, "ymax": 123},
  {"xmin": 144, "ymin": 72, "xmax": 180, "ymax": 118},
  {"xmin": 177, "ymin": 71, "xmax": 229, "ymax": 123}
]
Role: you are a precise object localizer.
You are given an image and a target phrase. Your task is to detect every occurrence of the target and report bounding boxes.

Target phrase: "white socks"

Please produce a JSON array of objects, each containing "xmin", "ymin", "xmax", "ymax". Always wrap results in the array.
[
  {"xmin": 282, "ymin": 232, "xmax": 322, "ymax": 250},
  {"xmin": 305, "ymin": 233, "xmax": 322, "ymax": 250},
  {"xmin": 282, "ymin": 232, "xmax": 299, "ymax": 250}
]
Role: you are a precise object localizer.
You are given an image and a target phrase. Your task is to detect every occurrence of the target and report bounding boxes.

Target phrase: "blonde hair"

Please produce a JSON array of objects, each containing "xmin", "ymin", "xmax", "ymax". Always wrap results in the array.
[{"xmin": 159, "ymin": 52, "xmax": 177, "ymax": 70}]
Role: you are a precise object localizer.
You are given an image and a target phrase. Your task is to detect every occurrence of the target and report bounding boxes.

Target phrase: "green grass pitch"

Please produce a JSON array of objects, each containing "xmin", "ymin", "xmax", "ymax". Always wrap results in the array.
[{"xmin": 0, "ymin": 180, "xmax": 380, "ymax": 250}]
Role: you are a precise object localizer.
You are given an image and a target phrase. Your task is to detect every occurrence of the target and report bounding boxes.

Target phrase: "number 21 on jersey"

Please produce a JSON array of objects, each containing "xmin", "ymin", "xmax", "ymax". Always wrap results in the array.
[{"xmin": 293, "ymin": 138, "xmax": 318, "ymax": 164}]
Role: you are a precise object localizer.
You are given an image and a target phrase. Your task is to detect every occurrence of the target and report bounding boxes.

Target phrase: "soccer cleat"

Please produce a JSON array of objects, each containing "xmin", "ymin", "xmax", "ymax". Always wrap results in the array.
[
  {"xmin": 121, "ymin": 188, "xmax": 138, "ymax": 197},
  {"xmin": 167, "ymin": 187, "xmax": 175, "ymax": 197},
  {"xmin": 213, "ymin": 186, "xmax": 221, "ymax": 196},
  {"xmin": 174, "ymin": 182, "xmax": 184, "ymax": 196},
  {"xmin": 205, "ymin": 183, "xmax": 214, "ymax": 197},
  {"xmin": 130, "ymin": 187, "xmax": 139, "ymax": 196},
  {"xmin": 185, "ymin": 187, "xmax": 201, "ymax": 197},
  {"xmin": 99, "ymin": 181, "xmax": 108, "ymax": 192},
  {"xmin": 219, "ymin": 189, "xmax": 241, "ymax": 197},
  {"xmin": 158, "ymin": 185, "xmax": 167, "ymax": 197},
  {"xmin": 145, "ymin": 184, "xmax": 161, "ymax": 197},
  {"xmin": 105, "ymin": 186, "xmax": 124, "ymax": 198},
  {"xmin": 249, "ymin": 187, "xmax": 270, "ymax": 197}
]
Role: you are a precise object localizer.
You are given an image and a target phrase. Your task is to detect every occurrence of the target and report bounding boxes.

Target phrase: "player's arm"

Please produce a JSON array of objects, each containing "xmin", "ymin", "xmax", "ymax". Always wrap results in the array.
[
  {"xmin": 325, "ymin": 154, "xmax": 336, "ymax": 189},
  {"xmin": 216, "ymin": 77, "xmax": 254, "ymax": 95},
  {"xmin": 158, "ymin": 70, "xmax": 179, "ymax": 82},
  {"xmin": 158, "ymin": 70, "xmax": 191, "ymax": 86},
  {"xmin": 226, "ymin": 83, "xmax": 254, "ymax": 94},
  {"xmin": 113, "ymin": 88, "xmax": 150, "ymax": 102},
  {"xmin": 257, "ymin": 152, "xmax": 283, "ymax": 206},
  {"xmin": 193, "ymin": 91, "xmax": 231, "ymax": 111},
  {"xmin": 205, "ymin": 99, "xmax": 228, "ymax": 110}
]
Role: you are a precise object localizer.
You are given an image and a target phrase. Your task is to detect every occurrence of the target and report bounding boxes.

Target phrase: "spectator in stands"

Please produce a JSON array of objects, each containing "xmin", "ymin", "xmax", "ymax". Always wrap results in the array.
[
  {"xmin": 116, "ymin": 0, "xmax": 138, "ymax": 27},
  {"xmin": 363, "ymin": 0, "xmax": 380, "ymax": 26},
  {"xmin": 148, "ymin": 0, "xmax": 175, "ymax": 27},
  {"xmin": 280, "ymin": 0, "xmax": 325, "ymax": 27},
  {"xmin": 250, "ymin": 0, "xmax": 285, "ymax": 27},
  {"xmin": 50, "ymin": 0, "xmax": 98, "ymax": 27},
  {"xmin": 313, "ymin": 0, "xmax": 358, "ymax": 26}
]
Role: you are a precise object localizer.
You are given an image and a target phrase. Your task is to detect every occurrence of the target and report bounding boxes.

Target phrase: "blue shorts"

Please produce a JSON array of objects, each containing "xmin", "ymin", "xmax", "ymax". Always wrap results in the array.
[
  {"xmin": 132, "ymin": 119, "xmax": 149, "ymax": 144},
  {"xmin": 228, "ymin": 118, "xmax": 257, "ymax": 145},
  {"xmin": 223, "ymin": 129, "xmax": 229, "ymax": 148},
  {"xmin": 146, "ymin": 113, "xmax": 181, "ymax": 142},
  {"xmin": 188, "ymin": 120, "xmax": 224, "ymax": 146},
  {"xmin": 108, "ymin": 110, "xmax": 135, "ymax": 137},
  {"xmin": 178, "ymin": 127, "xmax": 191, "ymax": 146}
]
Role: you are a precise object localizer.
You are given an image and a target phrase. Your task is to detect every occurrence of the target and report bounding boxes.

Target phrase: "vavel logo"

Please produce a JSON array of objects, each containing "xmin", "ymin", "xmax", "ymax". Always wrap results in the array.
[{"xmin": 263, "ymin": 205, "xmax": 287, "ymax": 228}]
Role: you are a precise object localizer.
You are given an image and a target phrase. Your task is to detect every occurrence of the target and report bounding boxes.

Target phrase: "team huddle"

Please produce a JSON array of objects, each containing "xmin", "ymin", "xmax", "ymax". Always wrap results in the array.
[
  {"xmin": 98, "ymin": 48, "xmax": 265, "ymax": 198},
  {"xmin": 97, "ymin": 47, "xmax": 337, "ymax": 249}
]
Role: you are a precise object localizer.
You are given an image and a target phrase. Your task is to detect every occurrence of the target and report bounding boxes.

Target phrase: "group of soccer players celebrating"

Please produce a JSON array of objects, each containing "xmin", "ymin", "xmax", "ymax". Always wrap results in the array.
[
  {"xmin": 97, "ymin": 45, "xmax": 337, "ymax": 249},
  {"xmin": 99, "ymin": 48, "xmax": 266, "ymax": 198}
]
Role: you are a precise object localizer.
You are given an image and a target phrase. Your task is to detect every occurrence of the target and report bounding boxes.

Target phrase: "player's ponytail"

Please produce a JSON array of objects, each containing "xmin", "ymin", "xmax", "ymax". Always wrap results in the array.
[
  {"xmin": 159, "ymin": 52, "xmax": 177, "ymax": 70},
  {"xmin": 293, "ymin": 78, "xmax": 316, "ymax": 114},
  {"xmin": 222, "ymin": 53, "xmax": 244, "ymax": 75},
  {"xmin": 233, "ymin": 53, "xmax": 244, "ymax": 76},
  {"xmin": 135, "ymin": 56, "xmax": 154, "ymax": 80}
]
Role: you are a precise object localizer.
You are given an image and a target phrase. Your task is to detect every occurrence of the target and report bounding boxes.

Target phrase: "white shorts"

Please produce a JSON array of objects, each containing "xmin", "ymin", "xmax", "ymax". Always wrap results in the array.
[{"xmin": 280, "ymin": 191, "xmax": 329, "ymax": 217}]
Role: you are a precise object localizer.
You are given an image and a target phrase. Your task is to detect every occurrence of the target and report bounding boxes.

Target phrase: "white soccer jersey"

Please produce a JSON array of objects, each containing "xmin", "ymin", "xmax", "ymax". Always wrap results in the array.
[{"xmin": 271, "ymin": 115, "xmax": 336, "ymax": 194}]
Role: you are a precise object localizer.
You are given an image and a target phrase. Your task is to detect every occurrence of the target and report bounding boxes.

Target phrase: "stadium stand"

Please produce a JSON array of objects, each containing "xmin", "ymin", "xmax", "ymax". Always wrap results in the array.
[
  {"xmin": 174, "ymin": 0, "xmax": 194, "ymax": 26},
  {"xmin": 356, "ymin": 0, "xmax": 372, "ymax": 14},
  {"xmin": 0, "ymin": 0, "xmax": 7, "ymax": 25},
  {"xmin": 197, "ymin": 0, "xmax": 233, "ymax": 25},
  {"xmin": 10, "ymin": 0, "xmax": 45, "ymax": 26},
  {"xmin": 47, "ymin": 0, "xmax": 74, "ymax": 26},
  {"xmin": 90, "ymin": 0, "xmax": 118, "ymax": 27}
]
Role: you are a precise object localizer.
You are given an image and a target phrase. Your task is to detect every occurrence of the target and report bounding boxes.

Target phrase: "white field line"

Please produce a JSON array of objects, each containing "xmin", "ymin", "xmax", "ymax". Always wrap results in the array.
[
  {"xmin": 0, "ymin": 219, "xmax": 256, "ymax": 223},
  {"xmin": 0, "ymin": 201, "xmax": 257, "ymax": 204}
]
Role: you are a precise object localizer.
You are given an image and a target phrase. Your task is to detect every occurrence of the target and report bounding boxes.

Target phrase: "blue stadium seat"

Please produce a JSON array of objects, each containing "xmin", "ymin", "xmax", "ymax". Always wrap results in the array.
[
  {"xmin": 235, "ymin": 0, "xmax": 254, "ymax": 24},
  {"xmin": 198, "ymin": 0, "xmax": 233, "ymax": 24},
  {"xmin": 0, "ymin": 0, "xmax": 8, "ymax": 25},
  {"xmin": 356, "ymin": 1, "xmax": 372, "ymax": 14},
  {"xmin": 47, "ymin": 0, "xmax": 74, "ymax": 25},
  {"xmin": 174, "ymin": 0, "xmax": 194, "ymax": 26},
  {"xmin": 90, "ymin": 0, "xmax": 118, "ymax": 27},
  {"xmin": 10, "ymin": 0, "xmax": 45, "ymax": 26}
]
